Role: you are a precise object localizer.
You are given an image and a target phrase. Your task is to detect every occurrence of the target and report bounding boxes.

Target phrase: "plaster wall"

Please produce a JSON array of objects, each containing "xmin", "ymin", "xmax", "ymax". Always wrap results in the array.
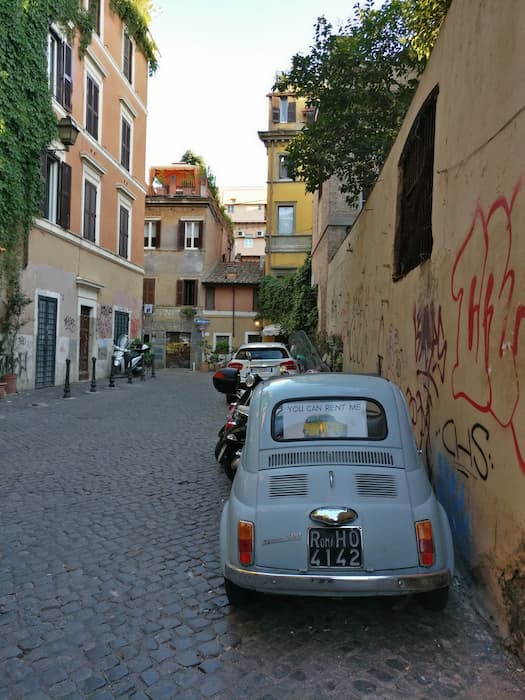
[
  {"xmin": 17, "ymin": 227, "xmax": 143, "ymax": 389},
  {"xmin": 323, "ymin": 0, "xmax": 525, "ymax": 656}
]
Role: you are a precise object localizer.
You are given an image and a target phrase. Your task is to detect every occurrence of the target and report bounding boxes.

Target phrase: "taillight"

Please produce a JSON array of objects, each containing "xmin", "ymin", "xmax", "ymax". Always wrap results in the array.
[
  {"xmin": 238, "ymin": 520, "xmax": 254, "ymax": 565},
  {"xmin": 280, "ymin": 359, "xmax": 297, "ymax": 371},
  {"xmin": 415, "ymin": 520, "xmax": 434, "ymax": 567},
  {"xmin": 228, "ymin": 361, "xmax": 244, "ymax": 370}
]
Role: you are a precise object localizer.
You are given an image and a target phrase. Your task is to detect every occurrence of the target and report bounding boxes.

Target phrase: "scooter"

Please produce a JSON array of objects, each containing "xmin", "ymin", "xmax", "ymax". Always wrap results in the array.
[
  {"xmin": 213, "ymin": 370, "xmax": 262, "ymax": 481},
  {"xmin": 112, "ymin": 335, "xmax": 149, "ymax": 376}
]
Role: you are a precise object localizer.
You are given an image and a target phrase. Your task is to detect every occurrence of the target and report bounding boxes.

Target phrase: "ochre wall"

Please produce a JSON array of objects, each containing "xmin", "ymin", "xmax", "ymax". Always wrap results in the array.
[{"xmin": 324, "ymin": 0, "xmax": 525, "ymax": 657}]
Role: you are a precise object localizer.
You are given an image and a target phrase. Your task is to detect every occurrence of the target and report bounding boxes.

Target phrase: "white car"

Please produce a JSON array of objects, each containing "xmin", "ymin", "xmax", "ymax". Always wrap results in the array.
[
  {"xmin": 227, "ymin": 342, "xmax": 299, "ymax": 386},
  {"xmin": 220, "ymin": 373, "xmax": 454, "ymax": 610}
]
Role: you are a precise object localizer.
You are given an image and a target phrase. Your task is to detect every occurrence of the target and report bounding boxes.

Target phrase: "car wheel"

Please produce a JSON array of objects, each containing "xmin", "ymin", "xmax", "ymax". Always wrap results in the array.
[
  {"xmin": 417, "ymin": 586, "xmax": 449, "ymax": 611},
  {"xmin": 224, "ymin": 577, "xmax": 253, "ymax": 605}
]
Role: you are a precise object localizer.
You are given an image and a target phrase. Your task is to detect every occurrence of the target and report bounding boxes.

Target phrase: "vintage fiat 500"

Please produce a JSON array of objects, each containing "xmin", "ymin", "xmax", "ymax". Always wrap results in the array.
[{"xmin": 220, "ymin": 373, "xmax": 454, "ymax": 610}]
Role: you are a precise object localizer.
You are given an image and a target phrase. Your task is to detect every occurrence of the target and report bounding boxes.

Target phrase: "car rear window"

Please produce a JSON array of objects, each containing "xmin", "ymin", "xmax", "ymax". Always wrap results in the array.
[
  {"xmin": 236, "ymin": 348, "xmax": 287, "ymax": 360},
  {"xmin": 272, "ymin": 398, "xmax": 387, "ymax": 441}
]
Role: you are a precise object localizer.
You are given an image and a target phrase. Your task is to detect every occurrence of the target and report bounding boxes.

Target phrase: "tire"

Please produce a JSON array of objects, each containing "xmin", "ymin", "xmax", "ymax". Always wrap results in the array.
[
  {"xmin": 223, "ymin": 456, "xmax": 236, "ymax": 481},
  {"xmin": 417, "ymin": 586, "xmax": 449, "ymax": 611},
  {"xmin": 226, "ymin": 393, "xmax": 237, "ymax": 404},
  {"xmin": 224, "ymin": 577, "xmax": 253, "ymax": 605}
]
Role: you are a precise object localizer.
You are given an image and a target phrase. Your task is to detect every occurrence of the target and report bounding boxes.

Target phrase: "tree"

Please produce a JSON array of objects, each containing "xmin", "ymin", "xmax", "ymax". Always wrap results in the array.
[
  {"xmin": 258, "ymin": 255, "xmax": 318, "ymax": 338},
  {"xmin": 275, "ymin": 0, "xmax": 451, "ymax": 205}
]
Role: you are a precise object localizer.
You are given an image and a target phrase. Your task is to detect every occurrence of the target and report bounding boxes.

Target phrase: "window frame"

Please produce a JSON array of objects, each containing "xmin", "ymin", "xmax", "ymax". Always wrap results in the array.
[
  {"xmin": 48, "ymin": 30, "xmax": 72, "ymax": 111},
  {"xmin": 184, "ymin": 221, "xmax": 200, "ymax": 250},
  {"xmin": 41, "ymin": 152, "xmax": 71, "ymax": 229},
  {"xmin": 123, "ymin": 29, "xmax": 133, "ymax": 84},
  {"xmin": 277, "ymin": 204, "xmax": 295, "ymax": 235},
  {"xmin": 82, "ymin": 167, "xmax": 101, "ymax": 243},
  {"xmin": 144, "ymin": 219, "xmax": 160, "ymax": 249},
  {"xmin": 394, "ymin": 86, "xmax": 438, "ymax": 280},
  {"xmin": 85, "ymin": 65, "xmax": 102, "ymax": 141},
  {"xmin": 120, "ymin": 111, "xmax": 132, "ymax": 172},
  {"xmin": 118, "ymin": 195, "xmax": 132, "ymax": 260}
]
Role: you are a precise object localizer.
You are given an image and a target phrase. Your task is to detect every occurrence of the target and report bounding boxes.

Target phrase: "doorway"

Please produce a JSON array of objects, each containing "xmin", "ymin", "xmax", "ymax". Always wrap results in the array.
[{"xmin": 79, "ymin": 305, "xmax": 91, "ymax": 380}]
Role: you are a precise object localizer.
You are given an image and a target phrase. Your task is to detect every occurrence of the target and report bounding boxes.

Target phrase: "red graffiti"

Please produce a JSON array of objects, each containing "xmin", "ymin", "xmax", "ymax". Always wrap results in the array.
[{"xmin": 451, "ymin": 179, "xmax": 525, "ymax": 473}]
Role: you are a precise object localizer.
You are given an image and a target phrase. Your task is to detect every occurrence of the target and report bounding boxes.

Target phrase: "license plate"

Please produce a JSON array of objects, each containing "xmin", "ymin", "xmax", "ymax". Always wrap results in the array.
[{"xmin": 308, "ymin": 527, "xmax": 363, "ymax": 568}]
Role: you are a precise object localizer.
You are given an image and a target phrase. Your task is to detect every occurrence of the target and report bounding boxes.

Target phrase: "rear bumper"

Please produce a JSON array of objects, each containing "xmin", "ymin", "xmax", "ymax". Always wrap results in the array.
[{"xmin": 224, "ymin": 563, "xmax": 451, "ymax": 596}]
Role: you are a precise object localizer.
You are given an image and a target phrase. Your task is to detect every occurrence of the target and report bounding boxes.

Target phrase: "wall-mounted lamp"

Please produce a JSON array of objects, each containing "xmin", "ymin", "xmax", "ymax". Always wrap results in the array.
[
  {"xmin": 56, "ymin": 115, "xmax": 80, "ymax": 150},
  {"xmin": 254, "ymin": 319, "xmax": 261, "ymax": 329}
]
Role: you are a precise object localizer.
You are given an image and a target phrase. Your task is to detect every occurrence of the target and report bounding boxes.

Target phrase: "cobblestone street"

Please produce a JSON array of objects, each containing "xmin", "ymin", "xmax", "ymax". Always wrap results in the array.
[{"xmin": 0, "ymin": 370, "xmax": 524, "ymax": 699}]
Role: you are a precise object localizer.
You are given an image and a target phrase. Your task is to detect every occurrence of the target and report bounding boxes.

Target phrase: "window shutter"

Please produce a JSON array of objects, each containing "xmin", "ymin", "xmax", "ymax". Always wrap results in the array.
[
  {"xmin": 143, "ymin": 278, "xmax": 155, "ymax": 304},
  {"xmin": 154, "ymin": 221, "xmax": 161, "ymax": 248},
  {"xmin": 58, "ymin": 162, "xmax": 71, "ymax": 229},
  {"xmin": 176, "ymin": 279, "xmax": 183, "ymax": 306},
  {"xmin": 197, "ymin": 221, "xmax": 203, "ymax": 249},
  {"xmin": 272, "ymin": 96, "xmax": 280, "ymax": 123},
  {"xmin": 63, "ymin": 43, "xmax": 72, "ymax": 111},
  {"xmin": 287, "ymin": 100, "xmax": 296, "ymax": 123},
  {"xmin": 178, "ymin": 221, "xmax": 185, "ymax": 249}
]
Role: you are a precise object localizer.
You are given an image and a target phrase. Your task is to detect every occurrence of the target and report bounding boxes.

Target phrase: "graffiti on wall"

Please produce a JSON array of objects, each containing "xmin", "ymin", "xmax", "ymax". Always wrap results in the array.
[
  {"xmin": 406, "ymin": 301, "xmax": 448, "ymax": 465},
  {"xmin": 347, "ymin": 292, "xmax": 369, "ymax": 366},
  {"xmin": 451, "ymin": 178, "xmax": 525, "ymax": 473},
  {"xmin": 385, "ymin": 323, "xmax": 404, "ymax": 379},
  {"xmin": 97, "ymin": 305, "xmax": 113, "ymax": 338},
  {"xmin": 64, "ymin": 315, "xmax": 76, "ymax": 334},
  {"xmin": 441, "ymin": 418, "xmax": 495, "ymax": 481}
]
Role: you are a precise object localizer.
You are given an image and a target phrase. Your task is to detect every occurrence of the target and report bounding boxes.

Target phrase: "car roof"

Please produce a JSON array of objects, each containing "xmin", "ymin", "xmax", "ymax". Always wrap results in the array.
[
  {"xmin": 256, "ymin": 372, "xmax": 397, "ymax": 403},
  {"xmin": 237, "ymin": 342, "xmax": 289, "ymax": 350}
]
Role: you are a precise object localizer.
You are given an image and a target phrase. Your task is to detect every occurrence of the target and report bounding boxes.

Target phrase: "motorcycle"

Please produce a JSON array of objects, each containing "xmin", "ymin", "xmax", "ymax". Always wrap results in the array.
[
  {"xmin": 112, "ymin": 335, "xmax": 149, "ymax": 376},
  {"xmin": 213, "ymin": 369, "xmax": 262, "ymax": 481}
]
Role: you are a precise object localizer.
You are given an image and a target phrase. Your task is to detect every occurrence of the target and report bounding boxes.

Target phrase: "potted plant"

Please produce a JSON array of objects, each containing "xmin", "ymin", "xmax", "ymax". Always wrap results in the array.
[
  {"xmin": 0, "ymin": 285, "xmax": 31, "ymax": 393},
  {"xmin": 199, "ymin": 338, "xmax": 211, "ymax": 371}
]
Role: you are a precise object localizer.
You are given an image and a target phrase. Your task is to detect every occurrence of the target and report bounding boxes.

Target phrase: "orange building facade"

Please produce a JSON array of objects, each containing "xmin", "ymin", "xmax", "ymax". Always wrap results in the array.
[{"xmin": 16, "ymin": 1, "xmax": 151, "ymax": 389}]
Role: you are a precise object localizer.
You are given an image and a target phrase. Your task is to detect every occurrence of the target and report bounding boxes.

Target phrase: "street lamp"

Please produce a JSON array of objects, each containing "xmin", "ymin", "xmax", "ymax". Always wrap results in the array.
[{"xmin": 56, "ymin": 115, "xmax": 80, "ymax": 150}]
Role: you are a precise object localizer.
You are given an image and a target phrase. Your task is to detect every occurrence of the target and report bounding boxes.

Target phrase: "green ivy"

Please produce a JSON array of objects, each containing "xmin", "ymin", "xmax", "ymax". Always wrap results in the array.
[
  {"xmin": 258, "ymin": 254, "xmax": 318, "ymax": 338},
  {"xmin": 109, "ymin": 0, "xmax": 159, "ymax": 74}
]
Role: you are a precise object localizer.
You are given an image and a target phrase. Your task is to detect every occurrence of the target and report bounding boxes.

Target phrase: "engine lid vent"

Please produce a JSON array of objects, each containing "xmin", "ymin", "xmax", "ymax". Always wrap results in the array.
[
  {"xmin": 268, "ymin": 473, "xmax": 309, "ymax": 498},
  {"xmin": 267, "ymin": 449, "xmax": 395, "ymax": 469},
  {"xmin": 355, "ymin": 473, "xmax": 398, "ymax": 498}
]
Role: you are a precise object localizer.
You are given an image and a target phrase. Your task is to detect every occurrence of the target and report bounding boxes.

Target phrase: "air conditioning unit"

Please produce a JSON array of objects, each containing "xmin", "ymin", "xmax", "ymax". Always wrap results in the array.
[{"xmin": 143, "ymin": 304, "xmax": 154, "ymax": 314}]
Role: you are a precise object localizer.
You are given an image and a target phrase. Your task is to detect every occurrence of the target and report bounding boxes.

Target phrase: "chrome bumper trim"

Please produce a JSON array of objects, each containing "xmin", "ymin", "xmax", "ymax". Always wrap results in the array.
[{"xmin": 224, "ymin": 564, "xmax": 451, "ymax": 595}]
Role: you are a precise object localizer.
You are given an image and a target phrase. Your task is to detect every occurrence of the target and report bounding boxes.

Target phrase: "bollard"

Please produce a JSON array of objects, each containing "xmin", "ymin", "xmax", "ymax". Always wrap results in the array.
[
  {"xmin": 109, "ymin": 361, "xmax": 115, "ymax": 388},
  {"xmin": 63, "ymin": 358, "xmax": 71, "ymax": 398},
  {"xmin": 90, "ymin": 357, "xmax": 97, "ymax": 392}
]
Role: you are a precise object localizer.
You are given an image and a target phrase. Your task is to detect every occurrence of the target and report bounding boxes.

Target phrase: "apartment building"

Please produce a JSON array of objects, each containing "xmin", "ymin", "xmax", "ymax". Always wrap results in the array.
[
  {"xmin": 220, "ymin": 186, "xmax": 266, "ymax": 264},
  {"xmin": 258, "ymin": 90, "xmax": 313, "ymax": 276},
  {"xmin": 143, "ymin": 163, "xmax": 232, "ymax": 368},
  {"xmin": 17, "ymin": 1, "xmax": 151, "ymax": 389}
]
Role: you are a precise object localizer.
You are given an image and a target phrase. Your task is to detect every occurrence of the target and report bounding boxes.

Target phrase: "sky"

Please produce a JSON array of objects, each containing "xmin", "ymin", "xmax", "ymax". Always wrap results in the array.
[{"xmin": 145, "ymin": 1, "xmax": 359, "ymax": 190}]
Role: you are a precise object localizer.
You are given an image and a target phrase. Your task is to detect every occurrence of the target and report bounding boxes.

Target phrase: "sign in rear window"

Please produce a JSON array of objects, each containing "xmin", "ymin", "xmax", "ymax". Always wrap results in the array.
[{"xmin": 273, "ymin": 399, "xmax": 386, "ymax": 441}]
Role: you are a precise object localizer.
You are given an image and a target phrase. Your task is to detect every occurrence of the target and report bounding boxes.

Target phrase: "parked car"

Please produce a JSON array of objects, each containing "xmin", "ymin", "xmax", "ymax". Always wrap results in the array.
[
  {"xmin": 227, "ymin": 342, "xmax": 299, "ymax": 387},
  {"xmin": 220, "ymin": 373, "xmax": 454, "ymax": 610}
]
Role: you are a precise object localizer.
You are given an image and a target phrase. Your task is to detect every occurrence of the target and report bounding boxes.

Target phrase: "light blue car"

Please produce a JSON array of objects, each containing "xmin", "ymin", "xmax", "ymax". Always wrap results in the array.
[{"xmin": 220, "ymin": 373, "xmax": 454, "ymax": 610}]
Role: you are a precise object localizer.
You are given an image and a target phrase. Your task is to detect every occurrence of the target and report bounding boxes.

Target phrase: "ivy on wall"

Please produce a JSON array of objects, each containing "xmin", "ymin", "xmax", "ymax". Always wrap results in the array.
[
  {"xmin": 109, "ymin": 0, "xmax": 159, "ymax": 73},
  {"xmin": 0, "ymin": 0, "xmax": 157, "ymax": 295}
]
